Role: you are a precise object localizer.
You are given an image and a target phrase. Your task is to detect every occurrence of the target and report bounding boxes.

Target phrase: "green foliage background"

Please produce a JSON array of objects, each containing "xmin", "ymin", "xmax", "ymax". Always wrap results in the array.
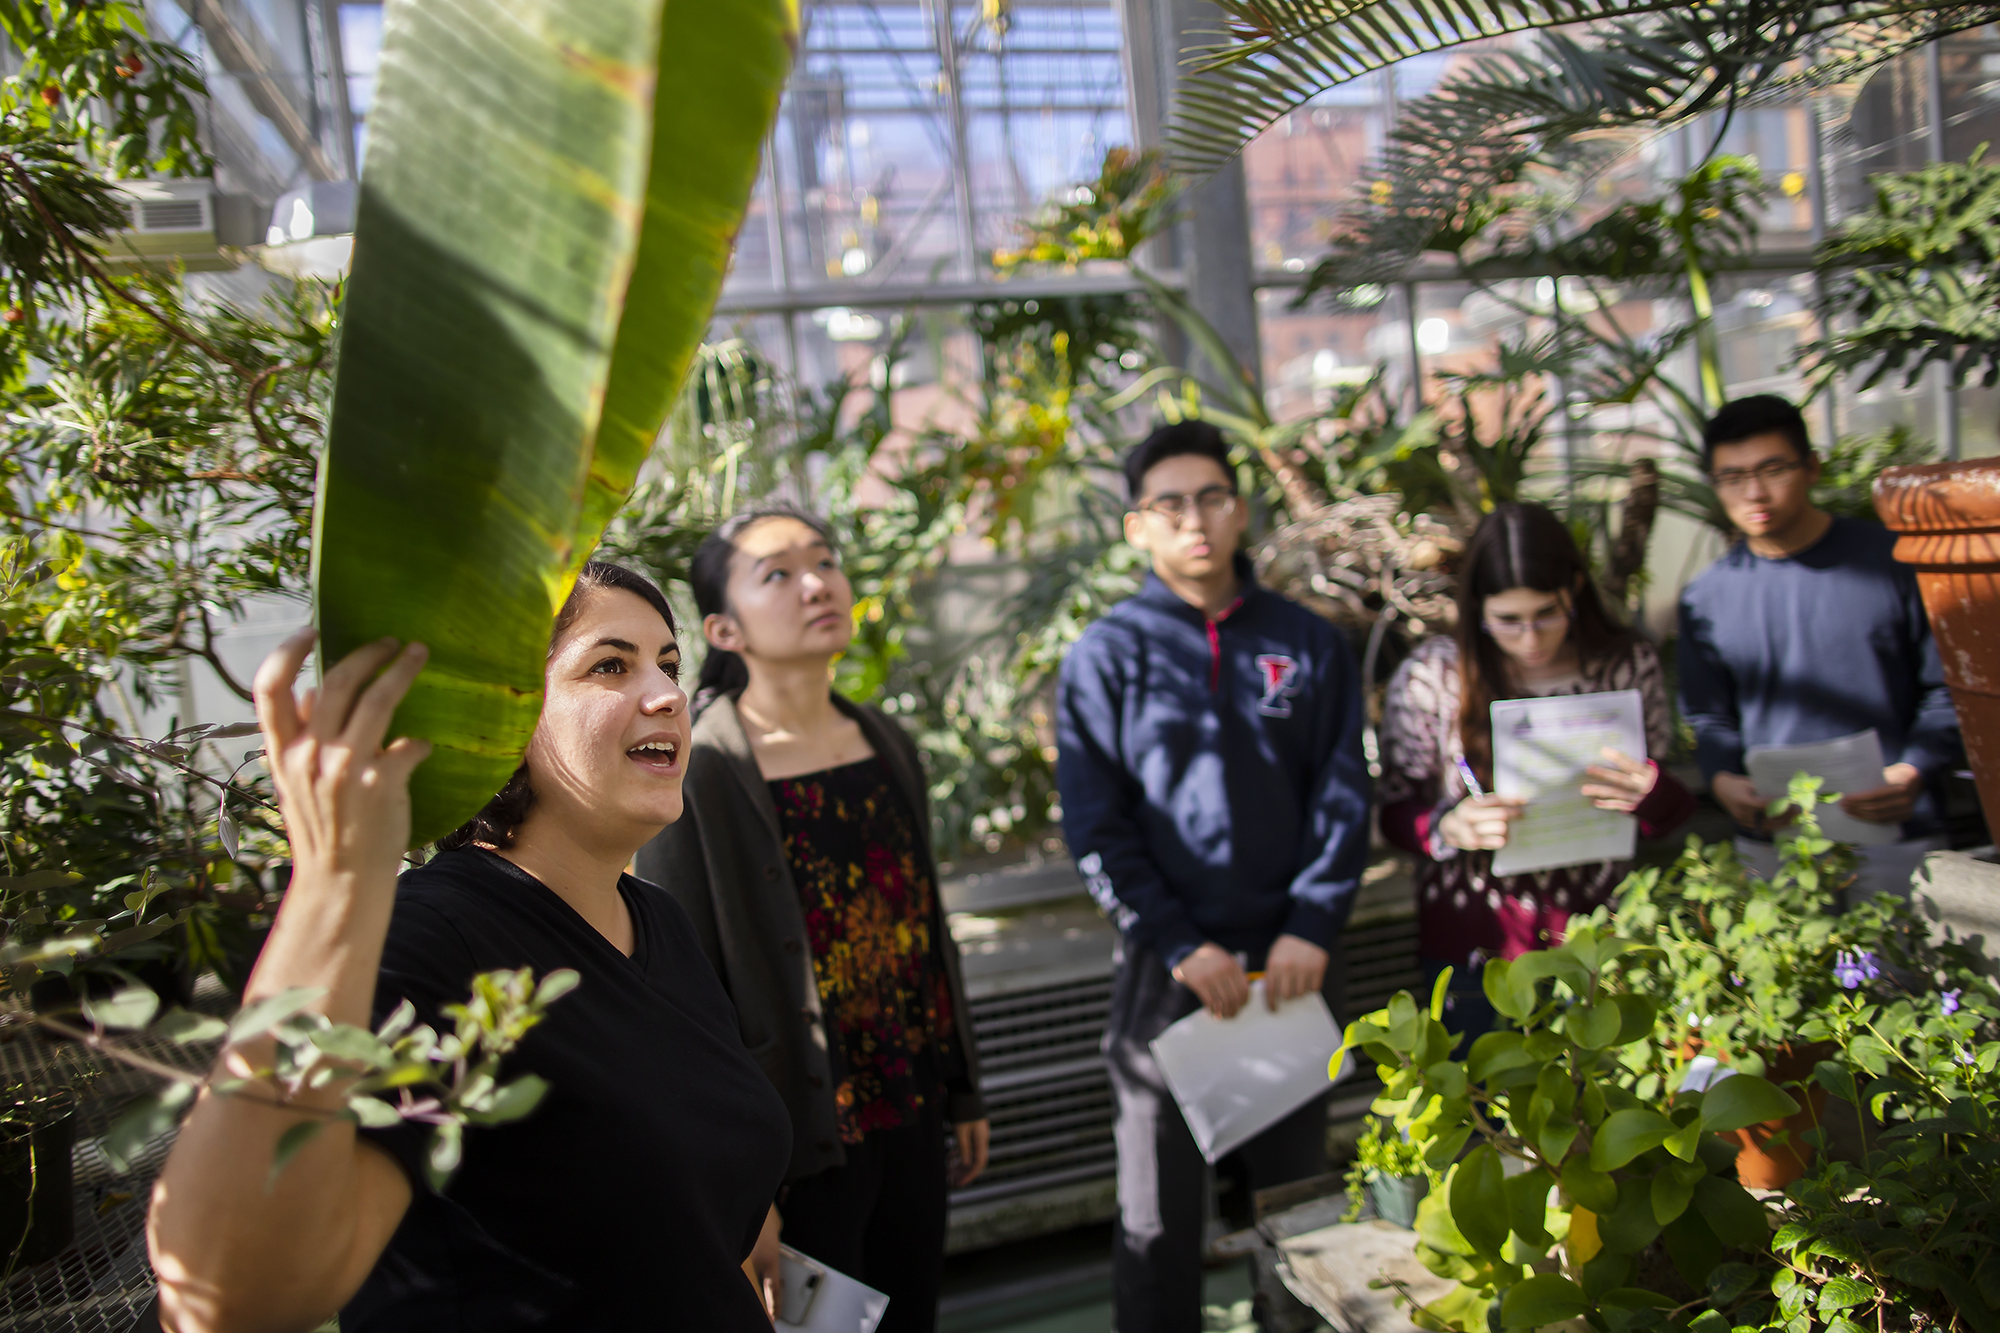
[{"xmin": 0, "ymin": 3, "xmax": 327, "ymax": 992}]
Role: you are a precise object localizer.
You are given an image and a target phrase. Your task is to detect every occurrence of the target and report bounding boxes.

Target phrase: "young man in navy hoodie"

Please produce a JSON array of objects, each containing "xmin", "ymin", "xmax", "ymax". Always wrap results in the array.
[{"xmin": 1057, "ymin": 421, "xmax": 1371, "ymax": 1332}]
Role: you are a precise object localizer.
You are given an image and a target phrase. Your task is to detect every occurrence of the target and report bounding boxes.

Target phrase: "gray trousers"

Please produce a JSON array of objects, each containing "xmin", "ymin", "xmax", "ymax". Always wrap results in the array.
[{"xmin": 1104, "ymin": 939, "xmax": 1337, "ymax": 1333}]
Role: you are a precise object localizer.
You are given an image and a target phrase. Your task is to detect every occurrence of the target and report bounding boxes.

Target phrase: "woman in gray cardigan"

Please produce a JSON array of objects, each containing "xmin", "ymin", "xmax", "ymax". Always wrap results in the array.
[{"xmin": 634, "ymin": 506, "xmax": 986, "ymax": 1333}]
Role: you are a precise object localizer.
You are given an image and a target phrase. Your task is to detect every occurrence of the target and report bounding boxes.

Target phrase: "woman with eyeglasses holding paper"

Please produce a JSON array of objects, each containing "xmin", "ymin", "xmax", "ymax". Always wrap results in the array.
[{"xmin": 1378, "ymin": 503, "xmax": 1694, "ymax": 1039}]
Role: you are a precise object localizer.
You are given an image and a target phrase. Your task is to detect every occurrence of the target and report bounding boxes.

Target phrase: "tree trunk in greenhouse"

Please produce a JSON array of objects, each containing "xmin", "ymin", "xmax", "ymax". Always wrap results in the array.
[
  {"xmin": 1875, "ymin": 458, "xmax": 2000, "ymax": 832},
  {"xmin": 1605, "ymin": 459, "xmax": 1659, "ymax": 604}
]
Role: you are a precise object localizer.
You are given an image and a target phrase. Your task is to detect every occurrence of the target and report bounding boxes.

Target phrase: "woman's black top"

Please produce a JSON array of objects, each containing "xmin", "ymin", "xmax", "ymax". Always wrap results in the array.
[
  {"xmin": 342, "ymin": 847, "xmax": 790, "ymax": 1331},
  {"xmin": 767, "ymin": 756, "xmax": 968, "ymax": 1145}
]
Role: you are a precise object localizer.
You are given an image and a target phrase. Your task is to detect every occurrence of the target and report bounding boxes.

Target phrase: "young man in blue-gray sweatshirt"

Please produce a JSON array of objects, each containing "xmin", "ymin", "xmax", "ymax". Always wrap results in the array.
[
  {"xmin": 1057, "ymin": 421, "xmax": 1371, "ymax": 1333},
  {"xmin": 1678, "ymin": 394, "xmax": 1960, "ymax": 902}
]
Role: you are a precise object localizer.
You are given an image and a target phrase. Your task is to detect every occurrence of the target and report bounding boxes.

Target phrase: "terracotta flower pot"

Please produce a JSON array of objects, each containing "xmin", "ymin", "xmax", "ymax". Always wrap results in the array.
[
  {"xmin": 1727, "ymin": 1041, "xmax": 1835, "ymax": 1190},
  {"xmin": 1724, "ymin": 1084, "xmax": 1829, "ymax": 1190},
  {"xmin": 1675, "ymin": 1039, "xmax": 1833, "ymax": 1189},
  {"xmin": 1874, "ymin": 459, "xmax": 2000, "ymax": 829}
]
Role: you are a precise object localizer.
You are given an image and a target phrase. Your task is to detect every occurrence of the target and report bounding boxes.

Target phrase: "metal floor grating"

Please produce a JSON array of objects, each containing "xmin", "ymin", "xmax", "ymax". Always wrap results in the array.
[{"xmin": 0, "ymin": 980, "xmax": 226, "ymax": 1332}]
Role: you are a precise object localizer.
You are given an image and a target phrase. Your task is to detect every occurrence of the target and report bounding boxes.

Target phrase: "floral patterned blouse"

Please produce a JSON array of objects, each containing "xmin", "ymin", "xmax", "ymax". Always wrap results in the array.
[
  {"xmin": 769, "ymin": 756, "xmax": 965, "ymax": 1144},
  {"xmin": 1378, "ymin": 635, "xmax": 1695, "ymax": 969}
]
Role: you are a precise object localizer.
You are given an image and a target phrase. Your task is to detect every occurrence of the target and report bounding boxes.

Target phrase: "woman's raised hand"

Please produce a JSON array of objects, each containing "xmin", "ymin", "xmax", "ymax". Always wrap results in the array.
[
  {"xmin": 1438, "ymin": 794, "xmax": 1525, "ymax": 851},
  {"xmin": 151, "ymin": 631, "xmax": 432, "ymax": 1332},
  {"xmin": 1580, "ymin": 748, "xmax": 1658, "ymax": 813},
  {"xmin": 253, "ymin": 628, "xmax": 432, "ymax": 883}
]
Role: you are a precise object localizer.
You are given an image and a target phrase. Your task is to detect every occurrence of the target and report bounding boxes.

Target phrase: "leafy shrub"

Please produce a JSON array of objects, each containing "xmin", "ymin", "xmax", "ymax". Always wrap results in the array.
[
  {"xmin": 1338, "ymin": 930, "xmax": 1797, "ymax": 1330},
  {"xmin": 1604, "ymin": 777, "xmax": 1985, "ymax": 1094}
]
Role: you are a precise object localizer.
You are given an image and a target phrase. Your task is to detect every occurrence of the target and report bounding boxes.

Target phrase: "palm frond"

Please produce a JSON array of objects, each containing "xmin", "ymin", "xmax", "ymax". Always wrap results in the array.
[
  {"xmin": 1169, "ymin": 0, "xmax": 1679, "ymax": 174},
  {"xmin": 1169, "ymin": 0, "xmax": 2000, "ymax": 177},
  {"xmin": 1270, "ymin": 5, "xmax": 2000, "ymax": 297}
]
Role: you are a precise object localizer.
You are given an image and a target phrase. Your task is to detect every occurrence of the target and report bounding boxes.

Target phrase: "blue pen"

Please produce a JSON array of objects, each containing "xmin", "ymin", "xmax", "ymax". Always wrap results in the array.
[{"xmin": 1454, "ymin": 755, "xmax": 1486, "ymax": 798}]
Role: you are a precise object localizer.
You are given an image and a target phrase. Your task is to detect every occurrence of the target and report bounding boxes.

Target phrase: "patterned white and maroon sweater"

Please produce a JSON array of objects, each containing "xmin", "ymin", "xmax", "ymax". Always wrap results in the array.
[{"xmin": 1377, "ymin": 635, "xmax": 1695, "ymax": 968}]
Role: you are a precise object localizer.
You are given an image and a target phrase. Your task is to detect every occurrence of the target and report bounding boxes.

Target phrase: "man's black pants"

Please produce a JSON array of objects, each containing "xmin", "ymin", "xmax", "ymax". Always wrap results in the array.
[
  {"xmin": 781, "ymin": 1097, "xmax": 948, "ymax": 1333},
  {"xmin": 1105, "ymin": 940, "xmax": 1338, "ymax": 1333}
]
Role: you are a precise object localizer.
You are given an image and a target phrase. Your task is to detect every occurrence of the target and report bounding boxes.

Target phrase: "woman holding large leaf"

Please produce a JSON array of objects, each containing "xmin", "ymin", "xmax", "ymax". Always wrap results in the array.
[
  {"xmin": 637, "ymin": 508, "xmax": 989, "ymax": 1333},
  {"xmin": 148, "ymin": 563, "xmax": 792, "ymax": 1331}
]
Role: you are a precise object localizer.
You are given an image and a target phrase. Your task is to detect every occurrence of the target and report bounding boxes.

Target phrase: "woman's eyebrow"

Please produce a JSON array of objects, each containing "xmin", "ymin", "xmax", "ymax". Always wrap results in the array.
[
  {"xmin": 753, "ymin": 542, "xmax": 831, "ymax": 568},
  {"xmin": 588, "ymin": 637, "xmax": 639, "ymax": 653}
]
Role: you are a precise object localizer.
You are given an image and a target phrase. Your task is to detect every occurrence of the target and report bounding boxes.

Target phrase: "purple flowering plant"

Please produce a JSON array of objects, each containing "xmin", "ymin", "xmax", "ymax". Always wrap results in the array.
[
  {"xmin": 1831, "ymin": 950, "xmax": 1881, "ymax": 990},
  {"xmin": 1597, "ymin": 775, "xmax": 1947, "ymax": 1097},
  {"xmin": 1779, "ymin": 968, "xmax": 2000, "ymax": 1330},
  {"xmin": 1595, "ymin": 774, "xmax": 1999, "ymax": 1329}
]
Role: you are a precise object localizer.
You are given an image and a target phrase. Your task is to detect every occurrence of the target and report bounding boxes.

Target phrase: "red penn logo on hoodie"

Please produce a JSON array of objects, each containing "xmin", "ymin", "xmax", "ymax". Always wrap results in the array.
[{"xmin": 1256, "ymin": 654, "xmax": 1300, "ymax": 717}]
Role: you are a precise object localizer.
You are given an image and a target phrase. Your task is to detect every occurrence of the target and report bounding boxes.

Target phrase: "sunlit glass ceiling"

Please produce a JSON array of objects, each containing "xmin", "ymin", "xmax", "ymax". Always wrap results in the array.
[{"xmin": 728, "ymin": 0, "xmax": 1130, "ymax": 297}]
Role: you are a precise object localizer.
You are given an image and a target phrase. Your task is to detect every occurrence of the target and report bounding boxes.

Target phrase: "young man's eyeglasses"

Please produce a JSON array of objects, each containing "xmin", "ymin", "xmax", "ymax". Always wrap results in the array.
[
  {"xmin": 1482, "ymin": 610, "xmax": 1569, "ymax": 639},
  {"xmin": 1711, "ymin": 458, "xmax": 1804, "ymax": 491},
  {"xmin": 1135, "ymin": 485, "xmax": 1238, "ymax": 523}
]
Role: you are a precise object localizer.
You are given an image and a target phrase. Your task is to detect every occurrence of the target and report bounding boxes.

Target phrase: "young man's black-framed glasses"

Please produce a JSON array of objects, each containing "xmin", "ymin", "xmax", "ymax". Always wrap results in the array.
[
  {"xmin": 1711, "ymin": 458, "xmax": 1804, "ymax": 492},
  {"xmin": 1134, "ymin": 485, "xmax": 1238, "ymax": 523}
]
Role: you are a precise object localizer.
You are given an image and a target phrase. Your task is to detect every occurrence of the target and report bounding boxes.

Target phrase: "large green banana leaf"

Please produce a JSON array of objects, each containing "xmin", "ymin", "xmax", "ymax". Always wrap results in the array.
[{"xmin": 312, "ymin": 0, "xmax": 795, "ymax": 845}]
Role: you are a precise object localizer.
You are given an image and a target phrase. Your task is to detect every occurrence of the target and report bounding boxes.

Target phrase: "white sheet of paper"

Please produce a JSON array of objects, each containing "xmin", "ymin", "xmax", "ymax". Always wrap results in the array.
[
  {"xmin": 1489, "ymin": 689, "xmax": 1646, "ymax": 877},
  {"xmin": 1745, "ymin": 729, "xmax": 1897, "ymax": 847},
  {"xmin": 777, "ymin": 1245, "xmax": 889, "ymax": 1333},
  {"xmin": 1677, "ymin": 1054, "xmax": 1738, "ymax": 1093},
  {"xmin": 1150, "ymin": 981, "xmax": 1349, "ymax": 1164}
]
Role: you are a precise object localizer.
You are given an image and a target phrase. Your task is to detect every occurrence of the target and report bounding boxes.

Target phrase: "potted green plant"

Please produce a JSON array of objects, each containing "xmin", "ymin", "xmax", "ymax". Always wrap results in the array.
[
  {"xmin": 1341, "ymin": 1115, "xmax": 1438, "ymax": 1228},
  {"xmin": 1768, "ymin": 970, "xmax": 2000, "ymax": 1327},
  {"xmin": 1598, "ymin": 776, "xmax": 1981, "ymax": 1188},
  {"xmin": 0, "ymin": 1086, "xmax": 77, "ymax": 1277},
  {"xmin": 1335, "ymin": 931, "xmax": 1797, "ymax": 1331}
]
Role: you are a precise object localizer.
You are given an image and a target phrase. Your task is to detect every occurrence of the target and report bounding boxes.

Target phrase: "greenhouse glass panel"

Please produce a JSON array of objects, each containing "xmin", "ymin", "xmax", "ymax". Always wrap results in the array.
[
  {"xmin": 339, "ymin": 3, "xmax": 381, "ymax": 167},
  {"xmin": 953, "ymin": 0, "xmax": 1130, "ymax": 255},
  {"xmin": 772, "ymin": 1, "xmax": 970, "ymax": 290}
]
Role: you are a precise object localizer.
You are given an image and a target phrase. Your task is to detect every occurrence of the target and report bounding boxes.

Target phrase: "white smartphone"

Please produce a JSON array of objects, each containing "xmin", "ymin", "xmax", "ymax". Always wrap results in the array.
[{"xmin": 776, "ymin": 1246, "xmax": 827, "ymax": 1326}]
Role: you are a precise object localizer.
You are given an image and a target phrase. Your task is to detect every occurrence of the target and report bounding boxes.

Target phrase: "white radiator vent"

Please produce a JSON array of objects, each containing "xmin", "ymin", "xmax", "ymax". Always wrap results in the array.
[
  {"xmin": 938, "ymin": 858, "xmax": 1423, "ymax": 1252},
  {"xmin": 101, "ymin": 179, "xmax": 235, "ymax": 273},
  {"xmin": 130, "ymin": 197, "xmax": 208, "ymax": 232}
]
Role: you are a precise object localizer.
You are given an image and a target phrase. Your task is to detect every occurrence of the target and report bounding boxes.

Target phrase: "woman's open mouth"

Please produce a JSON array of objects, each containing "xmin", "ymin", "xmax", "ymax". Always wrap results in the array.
[{"xmin": 626, "ymin": 738, "xmax": 680, "ymax": 772}]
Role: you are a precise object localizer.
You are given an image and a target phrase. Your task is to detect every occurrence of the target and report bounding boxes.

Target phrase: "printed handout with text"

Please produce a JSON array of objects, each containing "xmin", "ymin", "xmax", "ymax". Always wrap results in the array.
[{"xmin": 1490, "ymin": 689, "xmax": 1646, "ymax": 877}]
